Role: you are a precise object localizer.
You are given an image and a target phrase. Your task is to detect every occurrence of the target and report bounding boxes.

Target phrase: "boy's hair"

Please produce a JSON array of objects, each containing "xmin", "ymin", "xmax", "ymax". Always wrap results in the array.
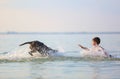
[{"xmin": 92, "ymin": 37, "xmax": 101, "ymax": 45}]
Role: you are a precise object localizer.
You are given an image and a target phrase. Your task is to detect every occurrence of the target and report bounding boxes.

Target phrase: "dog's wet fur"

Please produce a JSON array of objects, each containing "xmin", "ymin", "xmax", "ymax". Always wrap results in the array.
[{"xmin": 19, "ymin": 41, "xmax": 58, "ymax": 56}]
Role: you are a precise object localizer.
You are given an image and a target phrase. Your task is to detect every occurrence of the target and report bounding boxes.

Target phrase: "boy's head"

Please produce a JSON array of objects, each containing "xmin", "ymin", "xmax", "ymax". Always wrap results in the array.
[{"xmin": 92, "ymin": 37, "xmax": 101, "ymax": 46}]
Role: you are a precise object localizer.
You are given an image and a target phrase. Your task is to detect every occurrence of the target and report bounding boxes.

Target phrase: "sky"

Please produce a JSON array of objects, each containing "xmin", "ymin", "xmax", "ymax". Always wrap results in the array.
[{"xmin": 0, "ymin": 0, "xmax": 120, "ymax": 32}]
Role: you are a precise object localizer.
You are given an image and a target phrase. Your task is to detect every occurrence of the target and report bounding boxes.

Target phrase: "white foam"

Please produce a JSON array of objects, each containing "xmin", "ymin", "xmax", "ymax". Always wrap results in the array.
[
  {"xmin": 0, "ymin": 45, "xmax": 32, "ymax": 60},
  {"xmin": 0, "ymin": 45, "xmax": 65, "ymax": 60},
  {"xmin": 57, "ymin": 46, "xmax": 65, "ymax": 53},
  {"xmin": 80, "ymin": 50, "xmax": 107, "ymax": 57}
]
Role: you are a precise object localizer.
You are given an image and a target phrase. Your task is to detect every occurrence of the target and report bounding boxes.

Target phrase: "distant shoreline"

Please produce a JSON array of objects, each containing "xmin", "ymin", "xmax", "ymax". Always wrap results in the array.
[{"xmin": 0, "ymin": 32, "xmax": 120, "ymax": 35}]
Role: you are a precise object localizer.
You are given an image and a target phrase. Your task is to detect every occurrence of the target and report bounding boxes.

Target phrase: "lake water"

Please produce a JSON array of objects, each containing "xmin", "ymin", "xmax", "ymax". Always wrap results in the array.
[{"xmin": 0, "ymin": 34, "xmax": 120, "ymax": 79}]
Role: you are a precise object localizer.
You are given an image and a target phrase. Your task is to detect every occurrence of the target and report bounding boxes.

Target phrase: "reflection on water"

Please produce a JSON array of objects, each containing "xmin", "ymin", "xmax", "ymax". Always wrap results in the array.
[
  {"xmin": 29, "ymin": 61, "xmax": 120, "ymax": 79},
  {"xmin": 92, "ymin": 67, "xmax": 100, "ymax": 79},
  {"xmin": 0, "ymin": 57, "xmax": 120, "ymax": 79}
]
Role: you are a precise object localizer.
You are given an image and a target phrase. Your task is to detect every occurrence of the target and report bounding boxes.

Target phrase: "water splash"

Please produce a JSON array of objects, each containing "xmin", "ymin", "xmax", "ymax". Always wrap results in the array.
[
  {"xmin": 57, "ymin": 46, "xmax": 65, "ymax": 53},
  {"xmin": 0, "ymin": 45, "xmax": 120, "ymax": 62},
  {"xmin": 0, "ymin": 45, "xmax": 31, "ymax": 60},
  {"xmin": 0, "ymin": 45, "xmax": 64, "ymax": 60},
  {"xmin": 0, "ymin": 45, "xmax": 49, "ymax": 61}
]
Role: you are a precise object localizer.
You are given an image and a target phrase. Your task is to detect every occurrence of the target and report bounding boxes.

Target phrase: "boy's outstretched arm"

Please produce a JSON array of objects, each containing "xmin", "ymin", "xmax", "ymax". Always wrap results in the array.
[{"xmin": 78, "ymin": 44, "xmax": 89, "ymax": 51}]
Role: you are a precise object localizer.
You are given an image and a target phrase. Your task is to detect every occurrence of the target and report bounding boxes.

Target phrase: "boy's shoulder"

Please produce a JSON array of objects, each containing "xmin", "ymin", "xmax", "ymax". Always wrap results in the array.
[
  {"xmin": 97, "ymin": 46, "xmax": 105, "ymax": 50},
  {"xmin": 99, "ymin": 46, "xmax": 107, "ymax": 52}
]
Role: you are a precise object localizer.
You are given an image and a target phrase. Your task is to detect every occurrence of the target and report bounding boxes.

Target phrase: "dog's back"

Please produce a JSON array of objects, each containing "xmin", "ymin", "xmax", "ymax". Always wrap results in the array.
[{"xmin": 20, "ymin": 41, "xmax": 57, "ymax": 56}]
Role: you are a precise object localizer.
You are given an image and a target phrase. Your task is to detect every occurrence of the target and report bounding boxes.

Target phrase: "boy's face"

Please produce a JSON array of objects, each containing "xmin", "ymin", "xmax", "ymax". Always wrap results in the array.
[{"xmin": 92, "ymin": 40, "xmax": 97, "ymax": 46}]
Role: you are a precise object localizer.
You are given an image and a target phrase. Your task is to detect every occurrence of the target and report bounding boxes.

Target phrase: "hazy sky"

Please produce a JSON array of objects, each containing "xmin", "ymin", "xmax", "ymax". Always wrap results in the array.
[{"xmin": 0, "ymin": 0, "xmax": 120, "ymax": 32}]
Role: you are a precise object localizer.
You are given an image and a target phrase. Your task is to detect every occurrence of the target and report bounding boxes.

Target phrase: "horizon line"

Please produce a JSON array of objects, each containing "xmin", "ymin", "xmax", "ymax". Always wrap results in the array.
[{"xmin": 0, "ymin": 31, "xmax": 120, "ymax": 35}]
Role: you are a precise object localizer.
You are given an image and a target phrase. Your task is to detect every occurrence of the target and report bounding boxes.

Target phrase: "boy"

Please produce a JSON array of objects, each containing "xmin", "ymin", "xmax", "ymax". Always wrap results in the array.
[{"xmin": 78, "ymin": 37, "xmax": 111, "ymax": 57}]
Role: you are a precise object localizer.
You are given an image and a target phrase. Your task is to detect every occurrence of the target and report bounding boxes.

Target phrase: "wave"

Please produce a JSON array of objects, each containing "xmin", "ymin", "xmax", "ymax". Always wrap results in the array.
[
  {"xmin": 0, "ymin": 55, "xmax": 120, "ymax": 63},
  {"xmin": 0, "ymin": 45, "xmax": 120, "ymax": 63}
]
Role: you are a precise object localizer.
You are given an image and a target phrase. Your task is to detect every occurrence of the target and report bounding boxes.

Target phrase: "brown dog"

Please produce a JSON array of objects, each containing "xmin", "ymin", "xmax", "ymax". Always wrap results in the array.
[{"xmin": 20, "ymin": 41, "xmax": 58, "ymax": 56}]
